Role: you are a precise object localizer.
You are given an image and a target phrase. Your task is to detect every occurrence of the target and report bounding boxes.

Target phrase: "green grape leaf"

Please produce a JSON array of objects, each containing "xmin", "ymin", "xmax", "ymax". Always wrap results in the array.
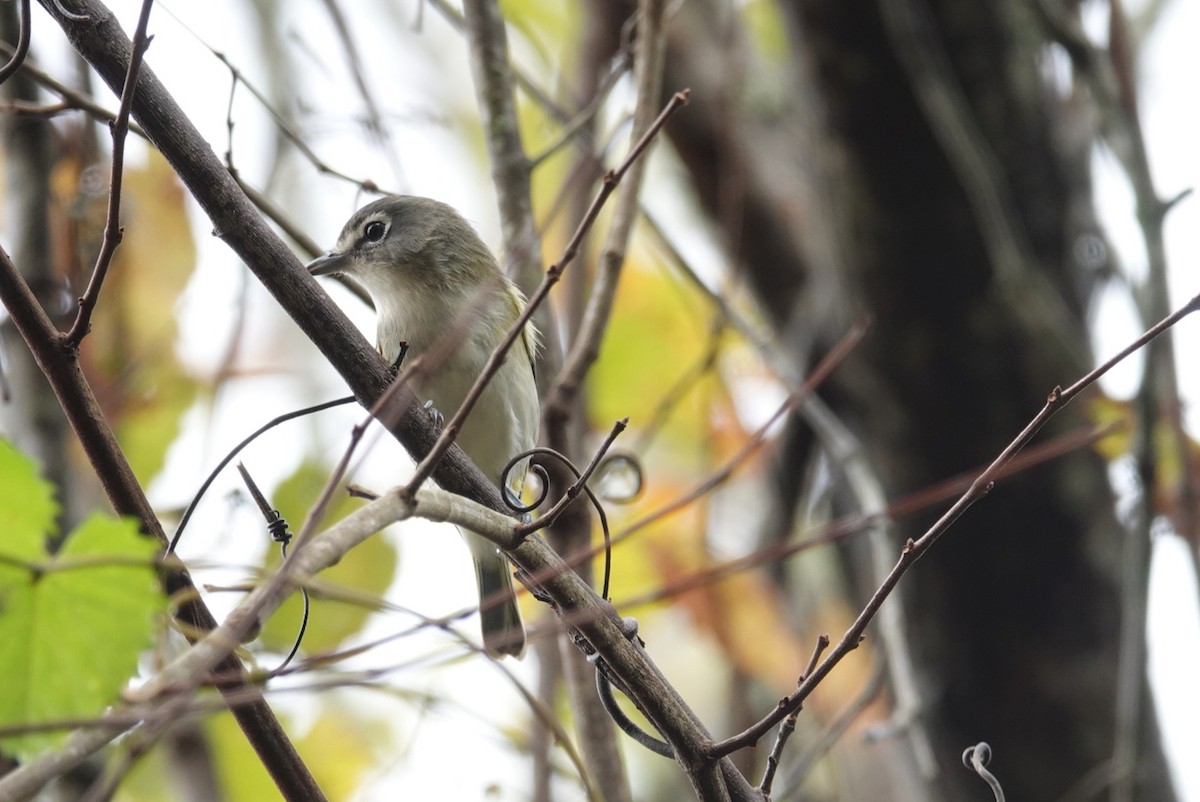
[
  {"xmin": 0, "ymin": 442, "xmax": 162, "ymax": 759},
  {"xmin": 0, "ymin": 438, "xmax": 60, "ymax": 561}
]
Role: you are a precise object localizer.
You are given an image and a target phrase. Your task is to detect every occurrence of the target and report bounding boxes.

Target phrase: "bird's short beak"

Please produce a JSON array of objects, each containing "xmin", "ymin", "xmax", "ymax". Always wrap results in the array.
[{"xmin": 306, "ymin": 252, "xmax": 350, "ymax": 276}]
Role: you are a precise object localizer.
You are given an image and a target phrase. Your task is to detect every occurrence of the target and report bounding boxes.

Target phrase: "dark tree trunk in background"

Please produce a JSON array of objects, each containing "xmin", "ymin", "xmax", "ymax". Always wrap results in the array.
[
  {"xmin": 0, "ymin": 2, "xmax": 74, "ymax": 532},
  {"xmin": 659, "ymin": 0, "xmax": 1177, "ymax": 799}
]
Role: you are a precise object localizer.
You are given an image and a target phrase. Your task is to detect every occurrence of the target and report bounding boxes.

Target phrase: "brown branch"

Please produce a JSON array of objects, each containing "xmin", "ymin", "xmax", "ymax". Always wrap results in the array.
[
  {"xmin": 758, "ymin": 635, "xmax": 829, "ymax": 797},
  {"xmin": 461, "ymin": 0, "xmax": 545, "ymax": 297}
]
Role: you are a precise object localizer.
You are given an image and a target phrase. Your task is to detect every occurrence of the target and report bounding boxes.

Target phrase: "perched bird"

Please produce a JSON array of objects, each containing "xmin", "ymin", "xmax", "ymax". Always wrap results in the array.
[{"xmin": 307, "ymin": 195, "xmax": 538, "ymax": 658}]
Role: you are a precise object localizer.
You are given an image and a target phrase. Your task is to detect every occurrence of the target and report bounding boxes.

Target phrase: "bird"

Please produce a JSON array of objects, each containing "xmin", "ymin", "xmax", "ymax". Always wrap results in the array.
[{"xmin": 307, "ymin": 195, "xmax": 538, "ymax": 658}]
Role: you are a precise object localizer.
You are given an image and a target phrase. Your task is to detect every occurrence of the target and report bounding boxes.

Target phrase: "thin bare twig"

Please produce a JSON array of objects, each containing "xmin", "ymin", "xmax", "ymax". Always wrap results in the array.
[
  {"xmin": 286, "ymin": 346, "xmax": 428, "ymax": 555},
  {"xmin": 615, "ymin": 419, "xmax": 1123, "ymax": 612},
  {"xmin": 613, "ymin": 321, "xmax": 867, "ymax": 549},
  {"xmin": 707, "ymin": 291, "xmax": 1200, "ymax": 758},
  {"xmin": 63, "ymin": 0, "xmax": 155, "ymax": 347},
  {"xmin": 542, "ymin": 0, "xmax": 671, "ymax": 434},
  {"xmin": 155, "ymin": 4, "xmax": 392, "ymax": 195},
  {"xmin": 759, "ymin": 635, "xmax": 829, "ymax": 797},
  {"xmin": 317, "ymin": 0, "xmax": 406, "ymax": 186},
  {"xmin": 778, "ymin": 662, "xmax": 886, "ymax": 798},
  {"xmin": 0, "ymin": 97, "xmax": 72, "ymax": 116},
  {"xmin": 1, "ymin": 42, "xmax": 147, "ymax": 135}
]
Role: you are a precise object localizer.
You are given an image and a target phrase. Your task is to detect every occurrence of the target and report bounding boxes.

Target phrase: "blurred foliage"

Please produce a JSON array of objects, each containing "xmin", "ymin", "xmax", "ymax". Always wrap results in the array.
[
  {"xmin": 587, "ymin": 250, "xmax": 724, "ymax": 461},
  {"xmin": 206, "ymin": 709, "xmax": 287, "ymax": 802},
  {"xmin": 47, "ymin": 149, "xmax": 200, "ymax": 487},
  {"xmin": 741, "ymin": 0, "xmax": 790, "ymax": 63},
  {"xmin": 500, "ymin": 0, "xmax": 575, "ymax": 69},
  {"xmin": 183, "ymin": 703, "xmax": 386, "ymax": 802},
  {"xmin": 1089, "ymin": 394, "xmax": 1200, "ymax": 535},
  {"xmin": 294, "ymin": 703, "xmax": 392, "ymax": 800}
]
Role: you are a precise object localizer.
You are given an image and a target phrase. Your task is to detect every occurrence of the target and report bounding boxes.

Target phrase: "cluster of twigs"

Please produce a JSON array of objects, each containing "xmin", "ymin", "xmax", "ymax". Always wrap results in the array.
[{"xmin": 0, "ymin": 1, "xmax": 1195, "ymax": 801}]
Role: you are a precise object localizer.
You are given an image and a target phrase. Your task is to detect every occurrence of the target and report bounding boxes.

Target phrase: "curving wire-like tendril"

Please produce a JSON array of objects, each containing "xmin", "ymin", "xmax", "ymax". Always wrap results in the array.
[
  {"xmin": 167, "ymin": 396, "xmax": 356, "ymax": 555},
  {"xmin": 236, "ymin": 462, "xmax": 308, "ymax": 673},
  {"xmin": 503, "ymin": 435, "xmax": 664, "ymax": 757},
  {"xmin": 499, "ymin": 420, "xmax": 637, "ymax": 601},
  {"xmin": 500, "ymin": 446, "xmax": 614, "ymax": 599},
  {"xmin": 595, "ymin": 668, "xmax": 673, "ymax": 757},
  {"xmin": 962, "ymin": 742, "xmax": 1006, "ymax": 802},
  {"xmin": 499, "ymin": 457, "xmax": 550, "ymax": 515},
  {"xmin": 0, "ymin": 0, "xmax": 31, "ymax": 86}
]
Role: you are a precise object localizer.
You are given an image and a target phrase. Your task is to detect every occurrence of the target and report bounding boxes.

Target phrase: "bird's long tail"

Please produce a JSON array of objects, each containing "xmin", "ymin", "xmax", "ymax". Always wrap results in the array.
[{"xmin": 465, "ymin": 530, "xmax": 526, "ymax": 658}]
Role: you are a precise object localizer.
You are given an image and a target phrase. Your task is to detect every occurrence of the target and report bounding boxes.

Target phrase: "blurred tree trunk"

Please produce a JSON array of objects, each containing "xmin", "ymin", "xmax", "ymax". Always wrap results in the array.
[
  {"xmin": 655, "ymin": 0, "xmax": 1177, "ymax": 799},
  {"xmin": 0, "ymin": 2, "xmax": 73, "ymax": 532}
]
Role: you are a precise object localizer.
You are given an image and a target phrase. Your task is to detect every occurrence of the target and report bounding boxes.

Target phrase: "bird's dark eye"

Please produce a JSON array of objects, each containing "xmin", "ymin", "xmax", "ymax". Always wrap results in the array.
[{"xmin": 363, "ymin": 220, "xmax": 386, "ymax": 243}]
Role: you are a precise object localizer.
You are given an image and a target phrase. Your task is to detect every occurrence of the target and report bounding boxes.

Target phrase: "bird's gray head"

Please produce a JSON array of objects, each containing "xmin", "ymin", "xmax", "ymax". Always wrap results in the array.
[{"xmin": 306, "ymin": 195, "xmax": 496, "ymax": 295}]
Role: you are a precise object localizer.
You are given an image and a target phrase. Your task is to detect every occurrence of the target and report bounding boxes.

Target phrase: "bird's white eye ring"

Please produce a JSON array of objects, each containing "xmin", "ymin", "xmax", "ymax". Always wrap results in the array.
[{"xmin": 364, "ymin": 220, "xmax": 386, "ymax": 242}]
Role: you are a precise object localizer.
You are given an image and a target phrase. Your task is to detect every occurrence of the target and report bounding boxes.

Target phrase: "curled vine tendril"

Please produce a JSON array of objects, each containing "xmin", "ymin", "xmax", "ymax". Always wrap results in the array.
[
  {"xmin": 499, "ymin": 421, "xmax": 640, "ymax": 601},
  {"xmin": 499, "ymin": 456, "xmax": 550, "ymax": 515},
  {"xmin": 0, "ymin": 0, "xmax": 31, "ymax": 86},
  {"xmin": 962, "ymin": 742, "xmax": 1006, "ymax": 802},
  {"xmin": 168, "ymin": 396, "xmax": 356, "ymax": 555},
  {"xmin": 165, "ymin": 398, "xmax": 355, "ymax": 676},
  {"xmin": 596, "ymin": 668, "xmax": 673, "ymax": 757},
  {"xmin": 501, "ymin": 446, "xmax": 614, "ymax": 597},
  {"xmin": 593, "ymin": 451, "xmax": 643, "ymax": 503}
]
